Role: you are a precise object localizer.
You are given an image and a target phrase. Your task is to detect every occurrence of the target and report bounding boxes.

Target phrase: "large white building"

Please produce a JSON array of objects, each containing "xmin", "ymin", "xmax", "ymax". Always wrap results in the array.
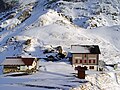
[{"xmin": 70, "ymin": 45, "xmax": 101, "ymax": 71}]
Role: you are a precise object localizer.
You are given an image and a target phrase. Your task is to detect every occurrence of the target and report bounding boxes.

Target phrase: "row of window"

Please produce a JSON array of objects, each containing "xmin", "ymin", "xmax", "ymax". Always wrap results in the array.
[
  {"xmin": 74, "ymin": 57, "xmax": 96, "ymax": 60},
  {"xmin": 75, "ymin": 59, "xmax": 96, "ymax": 63},
  {"xmin": 75, "ymin": 54, "xmax": 96, "ymax": 58},
  {"xmin": 89, "ymin": 66, "xmax": 94, "ymax": 69}
]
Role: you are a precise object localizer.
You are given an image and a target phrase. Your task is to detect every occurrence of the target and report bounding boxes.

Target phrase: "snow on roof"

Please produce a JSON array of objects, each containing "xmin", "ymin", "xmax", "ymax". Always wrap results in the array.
[
  {"xmin": 1, "ymin": 57, "xmax": 35, "ymax": 66},
  {"xmin": 70, "ymin": 45, "xmax": 101, "ymax": 54},
  {"xmin": 1, "ymin": 58, "xmax": 24, "ymax": 65}
]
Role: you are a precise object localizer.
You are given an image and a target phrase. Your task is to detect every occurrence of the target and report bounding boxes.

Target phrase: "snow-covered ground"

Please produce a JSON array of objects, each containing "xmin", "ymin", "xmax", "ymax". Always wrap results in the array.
[
  {"xmin": 0, "ymin": 61, "xmax": 120, "ymax": 90},
  {"xmin": 0, "ymin": 0, "xmax": 120, "ymax": 90},
  {"xmin": 0, "ymin": 61, "xmax": 86, "ymax": 90}
]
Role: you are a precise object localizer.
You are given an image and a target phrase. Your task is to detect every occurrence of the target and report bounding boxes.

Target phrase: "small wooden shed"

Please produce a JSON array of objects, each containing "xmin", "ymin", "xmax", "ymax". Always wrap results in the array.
[{"xmin": 75, "ymin": 66, "xmax": 87, "ymax": 79}]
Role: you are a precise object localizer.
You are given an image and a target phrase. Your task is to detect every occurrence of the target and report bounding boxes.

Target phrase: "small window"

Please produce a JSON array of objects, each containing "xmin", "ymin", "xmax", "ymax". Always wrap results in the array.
[
  {"xmin": 75, "ymin": 59, "xmax": 78, "ymax": 63},
  {"xmin": 84, "ymin": 60, "xmax": 87, "ymax": 63},
  {"xmin": 93, "ymin": 60, "xmax": 95, "ymax": 63},
  {"xmin": 89, "ymin": 66, "xmax": 94, "ymax": 69},
  {"xmin": 89, "ymin": 60, "xmax": 91, "ymax": 63},
  {"xmin": 80, "ymin": 60, "xmax": 82, "ymax": 63}
]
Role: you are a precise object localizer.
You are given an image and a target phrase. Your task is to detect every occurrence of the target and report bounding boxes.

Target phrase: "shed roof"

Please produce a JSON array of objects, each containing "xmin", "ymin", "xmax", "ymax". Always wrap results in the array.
[
  {"xmin": 22, "ymin": 58, "xmax": 35, "ymax": 66},
  {"xmin": 70, "ymin": 45, "xmax": 101, "ymax": 54},
  {"xmin": 1, "ymin": 57, "xmax": 35, "ymax": 66}
]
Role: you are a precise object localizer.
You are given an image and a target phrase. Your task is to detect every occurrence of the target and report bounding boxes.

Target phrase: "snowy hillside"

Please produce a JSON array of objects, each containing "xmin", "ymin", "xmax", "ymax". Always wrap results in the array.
[
  {"xmin": 46, "ymin": 0, "xmax": 120, "ymax": 28},
  {"xmin": 0, "ymin": 0, "xmax": 120, "ymax": 90}
]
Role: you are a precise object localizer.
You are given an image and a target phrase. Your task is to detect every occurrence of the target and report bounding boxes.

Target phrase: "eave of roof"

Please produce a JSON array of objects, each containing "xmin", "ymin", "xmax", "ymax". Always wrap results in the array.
[{"xmin": 70, "ymin": 52, "xmax": 101, "ymax": 54}]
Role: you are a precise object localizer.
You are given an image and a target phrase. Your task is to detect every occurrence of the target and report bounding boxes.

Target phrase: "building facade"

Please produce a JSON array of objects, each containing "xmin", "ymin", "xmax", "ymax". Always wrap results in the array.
[
  {"xmin": 1, "ymin": 56, "xmax": 38, "ymax": 74},
  {"xmin": 71, "ymin": 45, "xmax": 101, "ymax": 71}
]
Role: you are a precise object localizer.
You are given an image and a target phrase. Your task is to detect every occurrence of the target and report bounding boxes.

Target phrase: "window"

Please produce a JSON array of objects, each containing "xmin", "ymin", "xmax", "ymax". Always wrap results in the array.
[
  {"xmin": 89, "ymin": 60, "xmax": 91, "ymax": 63},
  {"xmin": 89, "ymin": 66, "xmax": 94, "ymax": 69},
  {"xmin": 80, "ymin": 60, "xmax": 82, "ymax": 63},
  {"xmin": 75, "ymin": 59, "xmax": 78, "ymax": 63},
  {"xmin": 93, "ymin": 60, "xmax": 95, "ymax": 63},
  {"xmin": 84, "ymin": 60, "xmax": 87, "ymax": 63}
]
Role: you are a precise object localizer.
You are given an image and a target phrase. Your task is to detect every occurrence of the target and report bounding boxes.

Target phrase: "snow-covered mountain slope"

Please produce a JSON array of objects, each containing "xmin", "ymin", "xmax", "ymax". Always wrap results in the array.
[
  {"xmin": 46, "ymin": 0, "xmax": 120, "ymax": 29},
  {"xmin": 1, "ymin": 7, "xmax": 119, "ymax": 64},
  {"xmin": 20, "ymin": 24, "xmax": 120, "ymax": 64},
  {"xmin": 0, "ymin": 0, "xmax": 120, "ymax": 90}
]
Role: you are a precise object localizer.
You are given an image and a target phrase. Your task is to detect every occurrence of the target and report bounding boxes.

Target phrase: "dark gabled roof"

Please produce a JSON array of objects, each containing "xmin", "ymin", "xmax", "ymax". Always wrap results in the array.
[
  {"xmin": 22, "ymin": 58, "xmax": 35, "ymax": 66},
  {"xmin": 71, "ymin": 45, "xmax": 101, "ymax": 54}
]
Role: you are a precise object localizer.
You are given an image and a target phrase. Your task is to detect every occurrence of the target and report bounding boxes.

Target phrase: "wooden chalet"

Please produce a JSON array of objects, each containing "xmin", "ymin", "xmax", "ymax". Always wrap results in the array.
[
  {"xmin": 70, "ymin": 45, "xmax": 101, "ymax": 71},
  {"xmin": 1, "ymin": 56, "xmax": 39, "ymax": 74}
]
